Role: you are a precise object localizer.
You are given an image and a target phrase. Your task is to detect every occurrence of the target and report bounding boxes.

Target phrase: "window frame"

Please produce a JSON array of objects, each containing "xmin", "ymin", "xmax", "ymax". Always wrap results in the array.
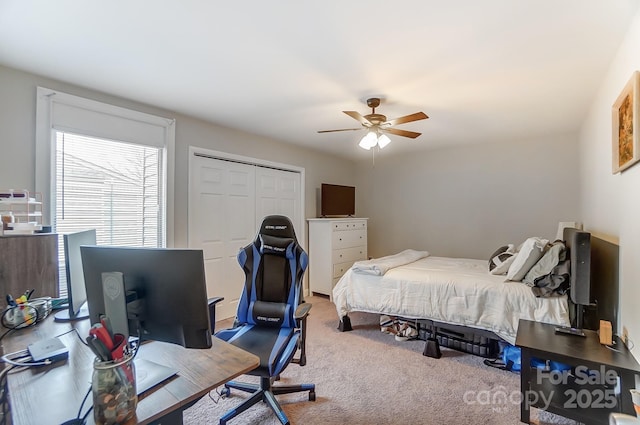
[{"xmin": 35, "ymin": 87, "xmax": 175, "ymax": 246}]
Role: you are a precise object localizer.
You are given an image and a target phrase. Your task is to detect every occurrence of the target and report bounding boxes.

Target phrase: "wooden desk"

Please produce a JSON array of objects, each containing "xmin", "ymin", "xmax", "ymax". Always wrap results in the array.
[
  {"xmin": 516, "ymin": 319, "xmax": 640, "ymax": 425},
  {"xmin": 1, "ymin": 315, "xmax": 259, "ymax": 424}
]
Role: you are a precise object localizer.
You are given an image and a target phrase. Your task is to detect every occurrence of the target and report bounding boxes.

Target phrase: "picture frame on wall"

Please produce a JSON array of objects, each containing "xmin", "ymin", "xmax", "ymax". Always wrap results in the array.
[{"xmin": 612, "ymin": 70, "xmax": 640, "ymax": 174}]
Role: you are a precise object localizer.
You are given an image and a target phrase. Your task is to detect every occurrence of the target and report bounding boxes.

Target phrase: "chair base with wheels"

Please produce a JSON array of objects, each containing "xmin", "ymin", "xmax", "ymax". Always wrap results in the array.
[{"xmin": 220, "ymin": 376, "xmax": 315, "ymax": 425}]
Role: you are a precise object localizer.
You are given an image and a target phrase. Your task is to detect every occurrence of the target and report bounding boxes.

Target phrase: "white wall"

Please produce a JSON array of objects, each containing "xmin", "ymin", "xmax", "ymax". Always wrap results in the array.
[
  {"xmin": 355, "ymin": 135, "xmax": 580, "ymax": 260},
  {"xmin": 580, "ymin": 7, "xmax": 640, "ymax": 358},
  {"xmin": 0, "ymin": 65, "xmax": 356, "ymax": 248}
]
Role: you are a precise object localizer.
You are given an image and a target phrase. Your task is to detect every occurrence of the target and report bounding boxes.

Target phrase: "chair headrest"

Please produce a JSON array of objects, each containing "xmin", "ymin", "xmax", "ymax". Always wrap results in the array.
[
  {"xmin": 258, "ymin": 215, "xmax": 298, "ymax": 241},
  {"xmin": 259, "ymin": 234, "xmax": 295, "ymax": 259}
]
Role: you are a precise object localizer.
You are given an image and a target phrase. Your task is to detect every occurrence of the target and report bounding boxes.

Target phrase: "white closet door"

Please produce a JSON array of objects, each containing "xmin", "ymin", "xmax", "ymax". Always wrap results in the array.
[
  {"xmin": 189, "ymin": 156, "xmax": 255, "ymax": 320},
  {"xmin": 255, "ymin": 166, "xmax": 302, "ymax": 239}
]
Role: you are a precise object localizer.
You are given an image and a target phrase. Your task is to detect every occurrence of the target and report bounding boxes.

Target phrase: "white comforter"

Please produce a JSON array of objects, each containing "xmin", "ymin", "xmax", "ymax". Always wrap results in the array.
[{"xmin": 332, "ymin": 256, "xmax": 570, "ymax": 344}]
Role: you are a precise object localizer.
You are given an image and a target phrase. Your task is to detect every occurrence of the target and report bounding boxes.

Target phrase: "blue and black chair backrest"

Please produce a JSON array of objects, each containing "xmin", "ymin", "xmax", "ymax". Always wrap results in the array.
[
  {"xmin": 217, "ymin": 215, "xmax": 308, "ymax": 377},
  {"xmin": 235, "ymin": 215, "xmax": 307, "ymax": 328}
]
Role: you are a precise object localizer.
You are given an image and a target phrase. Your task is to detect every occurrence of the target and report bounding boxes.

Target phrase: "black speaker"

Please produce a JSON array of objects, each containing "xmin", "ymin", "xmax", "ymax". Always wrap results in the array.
[{"xmin": 564, "ymin": 228, "xmax": 591, "ymax": 306}]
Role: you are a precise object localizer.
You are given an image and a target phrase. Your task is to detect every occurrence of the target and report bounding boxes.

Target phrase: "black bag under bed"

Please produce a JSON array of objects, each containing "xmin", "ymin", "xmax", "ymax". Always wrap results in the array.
[{"xmin": 414, "ymin": 319, "xmax": 501, "ymax": 358}]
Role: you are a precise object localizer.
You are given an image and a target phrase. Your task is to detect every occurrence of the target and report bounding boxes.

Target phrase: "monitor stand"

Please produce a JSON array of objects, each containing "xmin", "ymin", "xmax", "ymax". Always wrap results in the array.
[{"xmin": 54, "ymin": 305, "xmax": 90, "ymax": 322}]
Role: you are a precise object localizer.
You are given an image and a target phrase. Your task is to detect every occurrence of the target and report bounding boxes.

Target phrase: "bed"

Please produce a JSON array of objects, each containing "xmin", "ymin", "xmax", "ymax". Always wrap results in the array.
[
  {"xmin": 332, "ymin": 252, "xmax": 571, "ymax": 346},
  {"xmin": 332, "ymin": 230, "xmax": 619, "ymax": 358}
]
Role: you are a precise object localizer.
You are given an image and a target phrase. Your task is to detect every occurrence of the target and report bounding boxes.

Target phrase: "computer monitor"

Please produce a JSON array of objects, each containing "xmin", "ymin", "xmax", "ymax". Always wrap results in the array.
[
  {"xmin": 54, "ymin": 229, "xmax": 97, "ymax": 322},
  {"xmin": 80, "ymin": 245, "xmax": 212, "ymax": 349}
]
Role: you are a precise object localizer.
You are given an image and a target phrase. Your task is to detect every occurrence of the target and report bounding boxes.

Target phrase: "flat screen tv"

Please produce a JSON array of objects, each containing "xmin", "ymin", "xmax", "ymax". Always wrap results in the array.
[{"xmin": 321, "ymin": 184, "xmax": 355, "ymax": 217}]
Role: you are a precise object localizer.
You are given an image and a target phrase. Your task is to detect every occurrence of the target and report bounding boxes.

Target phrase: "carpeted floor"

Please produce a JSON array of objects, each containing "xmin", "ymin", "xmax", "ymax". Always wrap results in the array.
[{"xmin": 183, "ymin": 295, "xmax": 579, "ymax": 424}]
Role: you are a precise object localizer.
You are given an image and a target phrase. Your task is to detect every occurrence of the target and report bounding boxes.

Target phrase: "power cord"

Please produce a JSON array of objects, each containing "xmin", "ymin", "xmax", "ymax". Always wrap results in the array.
[
  {"xmin": 77, "ymin": 385, "xmax": 93, "ymax": 423},
  {"xmin": 59, "ymin": 385, "xmax": 93, "ymax": 425},
  {"xmin": 0, "ymin": 305, "xmax": 39, "ymax": 333},
  {"xmin": 0, "ymin": 328, "xmax": 81, "ymax": 368},
  {"xmin": 208, "ymin": 386, "xmax": 227, "ymax": 404},
  {"xmin": 0, "ymin": 349, "xmax": 54, "ymax": 368},
  {"xmin": 0, "ymin": 308, "xmax": 40, "ymax": 343}
]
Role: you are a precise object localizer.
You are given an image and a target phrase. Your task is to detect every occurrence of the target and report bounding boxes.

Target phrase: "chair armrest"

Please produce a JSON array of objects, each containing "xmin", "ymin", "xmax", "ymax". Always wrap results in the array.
[
  {"xmin": 294, "ymin": 302, "xmax": 312, "ymax": 321},
  {"xmin": 208, "ymin": 297, "xmax": 224, "ymax": 333},
  {"xmin": 208, "ymin": 297, "xmax": 224, "ymax": 306}
]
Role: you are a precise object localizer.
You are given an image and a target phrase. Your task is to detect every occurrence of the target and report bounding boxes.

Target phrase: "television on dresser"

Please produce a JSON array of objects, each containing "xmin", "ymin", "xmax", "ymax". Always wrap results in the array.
[{"xmin": 321, "ymin": 183, "xmax": 355, "ymax": 217}]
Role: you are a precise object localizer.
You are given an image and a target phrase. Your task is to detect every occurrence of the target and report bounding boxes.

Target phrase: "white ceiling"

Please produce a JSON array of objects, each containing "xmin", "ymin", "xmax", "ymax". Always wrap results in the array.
[{"xmin": 1, "ymin": 1, "xmax": 638, "ymax": 160}]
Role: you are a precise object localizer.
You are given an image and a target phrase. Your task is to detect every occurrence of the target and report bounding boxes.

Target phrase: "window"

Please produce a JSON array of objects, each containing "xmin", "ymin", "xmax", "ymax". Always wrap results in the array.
[
  {"xmin": 36, "ymin": 88, "xmax": 175, "ymax": 296},
  {"xmin": 55, "ymin": 132, "xmax": 163, "ymax": 246}
]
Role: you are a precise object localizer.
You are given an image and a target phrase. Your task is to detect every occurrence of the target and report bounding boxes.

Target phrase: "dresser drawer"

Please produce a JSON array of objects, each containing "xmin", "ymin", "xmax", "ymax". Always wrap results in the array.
[
  {"xmin": 332, "ymin": 246, "xmax": 366, "ymax": 264},
  {"xmin": 332, "ymin": 220, "xmax": 367, "ymax": 231},
  {"xmin": 333, "ymin": 261, "xmax": 354, "ymax": 279},
  {"xmin": 308, "ymin": 218, "xmax": 368, "ymax": 297},
  {"xmin": 332, "ymin": 229, "xmax": 366, "ymax": 248}
]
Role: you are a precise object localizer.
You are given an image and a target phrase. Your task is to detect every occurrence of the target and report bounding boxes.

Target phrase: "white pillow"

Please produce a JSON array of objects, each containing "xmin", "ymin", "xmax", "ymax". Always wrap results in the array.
[
  {"xmin": 488, "ymin": 244, "xmax": 516, "ymax": 275},
  {"xmin": 492, "ymin": 254, "xmax": 516, "ymax": 275},
  {"xmin": 506, "ymin": 237, "xmax": 549, "ymax": 281}
]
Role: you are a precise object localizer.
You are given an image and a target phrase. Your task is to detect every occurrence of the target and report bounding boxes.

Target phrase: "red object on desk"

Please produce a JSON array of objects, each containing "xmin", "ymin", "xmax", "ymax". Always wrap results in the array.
[
  {"xmin": 111, "ymin": 333, "xmax": 128, "ymax": 361},
  {"xmin": 89, "ymin": 323, "xmax": 114, "ymax": 351}
]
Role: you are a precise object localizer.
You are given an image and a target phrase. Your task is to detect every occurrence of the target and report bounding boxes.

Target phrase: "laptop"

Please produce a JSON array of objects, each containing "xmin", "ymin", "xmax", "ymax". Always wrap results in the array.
[{"xmin": 134, "ymin": 359, "xmax": 178, "ymax": 395}]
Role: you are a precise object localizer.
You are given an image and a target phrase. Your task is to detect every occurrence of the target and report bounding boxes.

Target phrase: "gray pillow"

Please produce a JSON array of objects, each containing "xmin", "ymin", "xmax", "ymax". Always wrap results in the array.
[{"xmin": 523, "ymin": 241, "xmax": 565, "ymax": 286}]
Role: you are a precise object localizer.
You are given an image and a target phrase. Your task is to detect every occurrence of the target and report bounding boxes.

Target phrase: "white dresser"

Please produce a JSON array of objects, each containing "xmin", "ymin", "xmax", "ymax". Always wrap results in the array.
[{"xmin": 307, "ymin": 218, "xmax": 368, "ymax": 297}]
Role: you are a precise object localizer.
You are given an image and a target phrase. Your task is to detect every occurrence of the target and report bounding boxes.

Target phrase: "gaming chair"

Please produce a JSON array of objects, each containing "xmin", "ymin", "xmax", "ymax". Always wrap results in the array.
[{"xmin": 214, "ymin": 215, "xmax": 315, "ymax": 425}]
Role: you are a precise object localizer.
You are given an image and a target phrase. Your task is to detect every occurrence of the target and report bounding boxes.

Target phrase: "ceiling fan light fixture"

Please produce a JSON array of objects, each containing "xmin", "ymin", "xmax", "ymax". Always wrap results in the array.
[
  {"xmin": 377, "ymin": 133, "xmax": 391, "ymax": 149},
  {"xmin": 359, "ymin": 131, "xmax": 378, "ymax": 150},
  {"xmin": 319, "ymin": 97, "xmax": 428, "ymax": 150}
]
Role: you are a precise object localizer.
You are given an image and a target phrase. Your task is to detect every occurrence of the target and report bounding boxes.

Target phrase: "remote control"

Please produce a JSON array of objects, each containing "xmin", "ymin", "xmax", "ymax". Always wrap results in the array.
[{"xmin": 554, "ymin": 326, "xmax": 586, "ymax": 337}]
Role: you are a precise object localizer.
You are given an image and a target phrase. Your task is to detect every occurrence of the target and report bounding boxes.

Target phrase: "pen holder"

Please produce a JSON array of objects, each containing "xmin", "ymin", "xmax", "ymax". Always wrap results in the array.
[{"xmin": 92, "ymin": 353, "xmax": 137, "ymax": 425}]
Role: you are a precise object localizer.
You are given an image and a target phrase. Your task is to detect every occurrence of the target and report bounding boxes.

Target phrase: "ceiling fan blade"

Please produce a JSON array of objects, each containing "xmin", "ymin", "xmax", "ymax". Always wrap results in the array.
[
  {"xmin": 384, "ymin": 112, "xmax": 428, "ymax": 126},
  {"xmin": 343, "ymin": 111, "xmax": 372, "ymax": 126},
  {"xmin": 317, "ymin": 128, "xmax": 362, "ymax": 133},
  {"xmin": 382, "ymin": 127, "xmax": 422, "ymax": 139}
]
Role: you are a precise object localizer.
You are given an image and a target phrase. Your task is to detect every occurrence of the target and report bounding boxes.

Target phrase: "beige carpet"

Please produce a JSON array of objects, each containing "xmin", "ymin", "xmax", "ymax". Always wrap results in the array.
[{"xmin": 184, "ymin": 296, "xmax": 578, "ymax": 425}]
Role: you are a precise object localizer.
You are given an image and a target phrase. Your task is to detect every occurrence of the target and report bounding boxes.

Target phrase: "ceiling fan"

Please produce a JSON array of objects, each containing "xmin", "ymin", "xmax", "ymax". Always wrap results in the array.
[{"xmin": 318, "ymin": 97, "xmax": 428, "ymax": 150}]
